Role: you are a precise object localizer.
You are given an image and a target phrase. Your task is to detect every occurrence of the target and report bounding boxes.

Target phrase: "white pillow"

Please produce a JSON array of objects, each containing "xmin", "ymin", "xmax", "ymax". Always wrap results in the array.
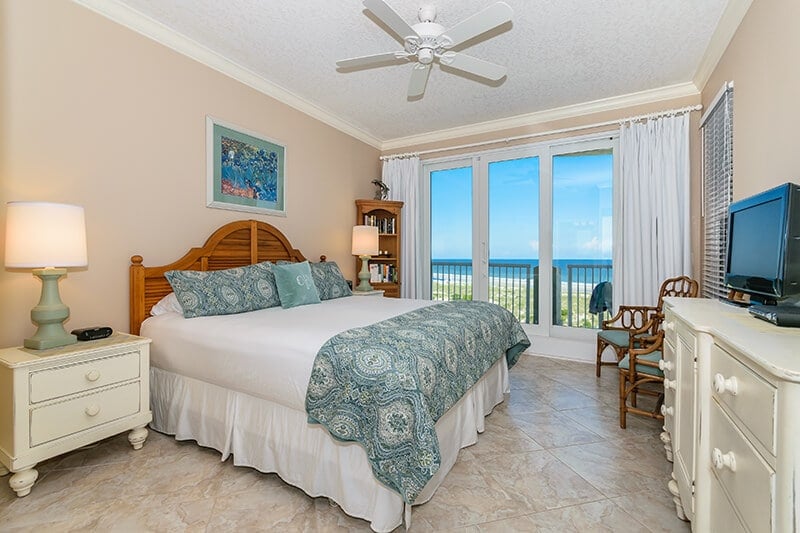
[{"xmin": 150, "ymin": 292, "xmax": 183, "ymax": 316}]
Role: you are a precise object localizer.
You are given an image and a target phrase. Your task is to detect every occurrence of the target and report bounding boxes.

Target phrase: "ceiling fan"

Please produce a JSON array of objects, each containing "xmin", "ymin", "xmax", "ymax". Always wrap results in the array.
[{"xmin": 336, "ymin": 0, "xmax": 514, "ymax": 98}]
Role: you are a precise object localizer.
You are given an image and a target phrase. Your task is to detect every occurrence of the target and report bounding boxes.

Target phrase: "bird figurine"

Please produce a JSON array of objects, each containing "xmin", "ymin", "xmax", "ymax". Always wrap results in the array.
[{"xmin": 371, "ymin": 179, "xmax": 390, "ymax": 200}]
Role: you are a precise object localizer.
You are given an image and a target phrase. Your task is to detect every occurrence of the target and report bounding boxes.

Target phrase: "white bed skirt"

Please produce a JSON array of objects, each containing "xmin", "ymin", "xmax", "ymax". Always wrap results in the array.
[{"xmin": 149, "ymin": 357, "xmax": 509, "ymax": 532}]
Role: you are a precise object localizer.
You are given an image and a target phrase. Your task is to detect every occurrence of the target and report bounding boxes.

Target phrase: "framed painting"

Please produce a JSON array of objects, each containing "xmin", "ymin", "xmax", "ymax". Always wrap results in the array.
[{"xmin": 206, "ymin": 116, "xmax": 286, "ymax": 216}]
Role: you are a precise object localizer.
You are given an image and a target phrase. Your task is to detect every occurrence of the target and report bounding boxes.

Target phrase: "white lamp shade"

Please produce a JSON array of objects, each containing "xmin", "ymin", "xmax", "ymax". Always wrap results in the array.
[
  {"xmin": 5, "ymin": 202, "xmax": 88, "ymax": 268},
  {"xmin": 351, "ymin": 225, "xmax": 379, "ymax": 256}
]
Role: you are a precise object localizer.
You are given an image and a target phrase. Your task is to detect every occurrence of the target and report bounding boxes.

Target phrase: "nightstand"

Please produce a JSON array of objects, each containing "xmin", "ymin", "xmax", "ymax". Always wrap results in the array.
[
  {"xmin": 0, "ymin": 333, "xmax": 152, "ymax": 497},
  {"xmin": 351, "ymin": 289, "xmax": 385, "ymax": 297}
]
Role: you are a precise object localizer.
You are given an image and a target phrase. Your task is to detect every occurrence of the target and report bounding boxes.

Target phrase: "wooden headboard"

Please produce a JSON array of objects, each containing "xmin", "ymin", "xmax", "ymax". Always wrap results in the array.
[{"xmin": 129, "ymin": 219, "xmax": 308, "ymax": 335}]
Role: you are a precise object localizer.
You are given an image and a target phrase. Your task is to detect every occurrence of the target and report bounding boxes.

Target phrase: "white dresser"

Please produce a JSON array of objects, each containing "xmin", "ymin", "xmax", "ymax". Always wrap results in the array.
[
  {"xmin": 0, "ymin": 333, "xmax": 152, "ymax": 497},
  {"xmin": 662, "ymin": 298, "xmax": 800, "ymax": 532}
]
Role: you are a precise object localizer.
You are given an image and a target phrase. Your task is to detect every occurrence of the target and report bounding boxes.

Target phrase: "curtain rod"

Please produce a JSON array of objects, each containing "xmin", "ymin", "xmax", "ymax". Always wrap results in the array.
[{"xmin": 380, "ymin": 104, "xmax": 703, "ymax": 161}]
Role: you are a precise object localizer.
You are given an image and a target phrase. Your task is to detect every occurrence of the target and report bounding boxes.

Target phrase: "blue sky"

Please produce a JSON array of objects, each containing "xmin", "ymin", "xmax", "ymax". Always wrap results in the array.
[{"xmin": 431, "ymin": 152, "xmax": 613, "ymax": 260}]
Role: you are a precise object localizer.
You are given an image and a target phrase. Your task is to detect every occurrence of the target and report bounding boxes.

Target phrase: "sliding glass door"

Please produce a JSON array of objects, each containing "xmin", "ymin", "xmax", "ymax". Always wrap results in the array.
[
  {"xmin": 430, "ymin": 163, "xmax": 473, "ymax": 302},
  {"xmin": 487, "ymin": 156, "xmax": 540, "ymax": 324},
  {"xmin": 551, "ymin": 143, "xmax": 615, "ymax": 329},
  {"xmin": 424, "ymin": 135, "xmax": 617, "ymax": 340},
  {"xmin": 425, "ymin": 150, "xmax": 544, "ymax": 328}
]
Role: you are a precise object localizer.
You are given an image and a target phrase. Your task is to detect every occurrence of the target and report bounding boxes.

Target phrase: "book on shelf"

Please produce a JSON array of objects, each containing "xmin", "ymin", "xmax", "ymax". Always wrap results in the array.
[
  {"xmin": 362, "ymin": 214, "xmax": 397, "ymax": 235},
  {"xmin": 369, "ymin": 263, "xmax": 380, "ymax": 283},
  {"xmin": 368, "ymin": 262, "xmax": 397, "ymax": 283}
]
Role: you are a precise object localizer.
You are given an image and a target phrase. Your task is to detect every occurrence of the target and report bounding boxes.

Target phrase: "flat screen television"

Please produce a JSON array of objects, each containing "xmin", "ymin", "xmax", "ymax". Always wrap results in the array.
[{"xmin": 724, "ymin": 182, "xmax": 800, "ymax": 304}]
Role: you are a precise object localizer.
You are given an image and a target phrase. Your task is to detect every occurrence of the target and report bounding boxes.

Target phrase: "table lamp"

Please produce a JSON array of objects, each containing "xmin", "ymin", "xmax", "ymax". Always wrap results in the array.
[
  {"xmin": 351, "ymin": 225, "xmax": 378, "ymax": 292},
  {"xmin": 5, "ymin": 202, "xmax": 88, "ymax": 350}
]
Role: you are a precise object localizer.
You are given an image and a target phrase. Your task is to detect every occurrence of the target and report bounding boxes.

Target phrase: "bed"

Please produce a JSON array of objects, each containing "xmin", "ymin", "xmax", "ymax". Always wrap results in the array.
[{"xmin": 130, "ymin": 220, "xmax": 529, "ymax": 532}]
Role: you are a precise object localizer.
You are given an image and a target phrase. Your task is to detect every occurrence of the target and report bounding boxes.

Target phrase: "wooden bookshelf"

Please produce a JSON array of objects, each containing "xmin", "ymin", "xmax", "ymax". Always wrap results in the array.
[{"xmin": 355, "ymin": 199, "xmax": 403, "ymax": 298}]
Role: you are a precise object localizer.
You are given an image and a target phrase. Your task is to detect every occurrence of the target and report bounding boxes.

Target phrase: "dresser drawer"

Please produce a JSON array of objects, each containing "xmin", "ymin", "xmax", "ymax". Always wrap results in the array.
[
  {"xmin": 709, "ymin": 399, "xmax": 774, "ymax": 533},
  {"xmin": 662, "ymin": 337, "xmax": 676, "ymax": 380},
  {"xmin": 710, "ymin": 344, "xmax": 776, "ymax": 454},
  {"xmin": 709, "ymin": 472, "xmax": 748, "ymax": 533},
  {"xmin": 29, "ymin": 350, "xmax": 140, "ymax": 403},
  {"xmin": 663, "ymin": 310, "xmax": 678, "ymax": 346},
  {"xmin": 30, "ymin": 382, "xmax": 141, "ymax": 447}
]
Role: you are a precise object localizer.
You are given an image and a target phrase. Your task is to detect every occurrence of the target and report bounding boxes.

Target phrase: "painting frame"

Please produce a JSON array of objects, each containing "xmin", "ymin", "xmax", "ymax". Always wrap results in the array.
[{"xmin": 206, "ymin": 116, "xmax": 286, "ymax": 217}]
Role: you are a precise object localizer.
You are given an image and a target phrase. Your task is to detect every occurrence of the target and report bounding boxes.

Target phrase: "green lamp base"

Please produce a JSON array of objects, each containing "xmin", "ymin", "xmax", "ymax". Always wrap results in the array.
[
  {"xmin": 355, "ymin": 255, "xmax": 373, "ymax": 292},
  {"xmin": 24, "ymin": 268, "xmax": 77, "ymax": 350}
]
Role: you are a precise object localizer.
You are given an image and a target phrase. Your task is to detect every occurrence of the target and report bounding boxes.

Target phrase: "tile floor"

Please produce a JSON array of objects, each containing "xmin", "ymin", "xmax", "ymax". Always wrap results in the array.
[{"xmin": 0, "ymin": 354, "xmax": 691, "ymax": 532}]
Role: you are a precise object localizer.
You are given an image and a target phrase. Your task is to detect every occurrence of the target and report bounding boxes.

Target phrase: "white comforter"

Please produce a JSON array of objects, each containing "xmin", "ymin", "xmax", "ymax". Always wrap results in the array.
[{"xmin": 141, "ymin": 296, "xmax": 436, "ymax": 411}]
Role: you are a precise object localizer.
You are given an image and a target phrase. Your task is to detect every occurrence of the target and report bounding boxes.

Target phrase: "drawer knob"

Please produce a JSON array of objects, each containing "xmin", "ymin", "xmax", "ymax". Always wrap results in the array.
[
  {"xmin": 85, "ymin": 404, "xmax": 101, "ymax": 417},
  {"xmin": 712, "ymin": 448, "xmax": 737, "ymax": 472},
  {"xmin": 85, "ymin": 370, "xmax": 101, "ymax": 382},
  {"xmin": 658, "ymin": 360, "xmax": 674, "ymax": 372},
  {"xmin": 665, "ymin": 322, "xmax": 675, "ymax": 331},
  {"xmin": 713, "ymin": 373, "xmax": 739, "ymax": 396},
  {"xmin": 660, "ymin": 404, "xmax": 674, "ymax": 417},
  {"xmin": 664, "ymin": 379, "xmax": 677, "ymax": 390}
]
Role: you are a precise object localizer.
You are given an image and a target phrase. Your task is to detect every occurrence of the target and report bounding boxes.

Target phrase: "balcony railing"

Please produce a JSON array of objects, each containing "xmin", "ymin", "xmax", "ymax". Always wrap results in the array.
[
  {"xmin": 431, "ymin": 260, "xmax": 612, "ymax": 328},
  {"xmin": 565, "ymin": 263, "xmax": 613, "ymax": 328}
]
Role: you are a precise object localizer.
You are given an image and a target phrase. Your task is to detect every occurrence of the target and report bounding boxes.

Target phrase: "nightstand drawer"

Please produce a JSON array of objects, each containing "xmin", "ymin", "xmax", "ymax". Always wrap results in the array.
[
  {"xmin": 30, "ymin": 382, "xmax": 141, "ymax": 447},
  {"xmin": 29, "ymin": 350, "xmax": 140, "ymax": 403},
  {"xmin": 710, "ymin": 344, "xmax": 776, "ymax": 454}
]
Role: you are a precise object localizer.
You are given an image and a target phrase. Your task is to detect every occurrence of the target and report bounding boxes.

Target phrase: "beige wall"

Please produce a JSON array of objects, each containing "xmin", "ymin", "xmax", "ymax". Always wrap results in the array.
[
  {"xmin": 0, "ymin": 1, "xmax": 379, "ymax": 347},
  {"xmin": 703, "ymin": 0, "xmax": 800, "ymax": 200}
]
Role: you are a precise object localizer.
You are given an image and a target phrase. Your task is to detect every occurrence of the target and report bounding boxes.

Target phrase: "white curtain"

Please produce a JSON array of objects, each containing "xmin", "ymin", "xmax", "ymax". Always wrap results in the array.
[
  {"xmin": 382, "ymin": 156, "xmax": 421, "ymax": 299},
  {"xmin": 613, "ymin": 113, "xmax": 692, "ymax": 309}
]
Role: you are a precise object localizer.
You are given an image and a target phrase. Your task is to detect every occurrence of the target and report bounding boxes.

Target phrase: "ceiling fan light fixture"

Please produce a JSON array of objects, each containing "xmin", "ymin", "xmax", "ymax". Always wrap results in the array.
[{"xmin": 418, "ymin": 48, "xmax": 434, "ymax": 64}]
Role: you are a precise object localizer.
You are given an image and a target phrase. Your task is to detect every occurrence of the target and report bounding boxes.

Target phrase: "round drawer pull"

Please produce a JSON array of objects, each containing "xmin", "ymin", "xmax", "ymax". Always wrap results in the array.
[
  {"xmin": 85, "ymin": 404, "xmax": 101, "ymax": 417},
  {"xmin": 713, "ymin": 373, "xmax": 738, "ymax": 396},
  {"xmin": 664, "ymin": 379, "xmax": 677, "ymax": 390},
  {"xmin": 665, "ymin": 322, "xmax": 675, "ymax": 331},
  {"xmin": 712, "ymin": 447, "xmax": 737, "ymax": 472},
  {"xmin": 660, "ymin": 404, "xmax": 674, "ymax": 417},
  {"xmin": 658, "ymin": 360, "xmax": 674, "ymax": 372},
  {"xmin": 85, "ymin": 370, "xmax": 101, "ymax": 382}
]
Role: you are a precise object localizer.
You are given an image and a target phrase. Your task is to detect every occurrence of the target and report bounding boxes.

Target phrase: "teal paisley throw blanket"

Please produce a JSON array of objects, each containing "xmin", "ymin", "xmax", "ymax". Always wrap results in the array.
[{"xmin": 305, "ymin": 300, "xmax": 530, "ymax": 503}]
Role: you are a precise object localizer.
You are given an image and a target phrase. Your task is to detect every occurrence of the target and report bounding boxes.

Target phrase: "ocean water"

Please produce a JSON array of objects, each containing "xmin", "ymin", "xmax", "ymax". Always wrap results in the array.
[{"xmin": 432, "ymin": 259, "xmax": 613, "ymax": 284}]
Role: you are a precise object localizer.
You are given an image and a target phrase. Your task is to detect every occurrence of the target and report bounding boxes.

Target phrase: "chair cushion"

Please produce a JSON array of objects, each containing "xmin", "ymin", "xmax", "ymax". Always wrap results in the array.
[
  {"xmin": 618, "ymin": 351, "xmax": 664, "ymax": 377},
  {"xmin": 598, "ymin": 329, "xmax": 630, "ymax": 347}
]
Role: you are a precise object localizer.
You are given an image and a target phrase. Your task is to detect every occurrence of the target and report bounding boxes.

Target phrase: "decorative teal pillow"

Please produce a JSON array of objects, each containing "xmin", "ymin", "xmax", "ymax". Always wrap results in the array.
[
  {"xmin": 278, "ymin": 260, "xmax": 352, "ymax": 300},
  {"xmin": 165, "ymin": 261, "xmax": 280, "ymax": 318},
  {"xmin": 311, "ymin": 261, "xmax": 352, "ymax": 300},
  {"xmin": 273, "ymin": 261, "xmax": 321, "ymax": 308}
]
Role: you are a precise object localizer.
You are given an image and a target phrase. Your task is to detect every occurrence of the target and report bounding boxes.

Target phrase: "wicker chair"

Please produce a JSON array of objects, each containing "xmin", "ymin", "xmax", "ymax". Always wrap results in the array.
[
  {"xmin": 596, "ymin": 276, "xmax": 698, "ymax": 377},
  {"xmin": 618, "ymin": 324, "xmax": 665, "ymax": 428}
]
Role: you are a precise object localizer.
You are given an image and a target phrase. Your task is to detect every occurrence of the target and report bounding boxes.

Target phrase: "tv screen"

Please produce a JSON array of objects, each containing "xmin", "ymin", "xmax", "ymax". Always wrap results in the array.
[
  {"xmin": 725, "ymin": 182, "xmax": 800, "ymax": 302},
  {"xmin": 728, "ymin": 198, "xmax": 783, "ymax": 280}
]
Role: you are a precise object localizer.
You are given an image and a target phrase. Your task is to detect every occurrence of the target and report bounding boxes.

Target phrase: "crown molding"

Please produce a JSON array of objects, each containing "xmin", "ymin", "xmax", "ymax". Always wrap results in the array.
[
  {"xmin": 71, "ymin": 0, "xmax": 383, "ymax": 149},
  {"xmin": 692, "ymin": 0, "xmax": 753, "ymax": 92},
  {"xmin": 380, "ymin": 82, "xmax": 700, "ymax": 151}
]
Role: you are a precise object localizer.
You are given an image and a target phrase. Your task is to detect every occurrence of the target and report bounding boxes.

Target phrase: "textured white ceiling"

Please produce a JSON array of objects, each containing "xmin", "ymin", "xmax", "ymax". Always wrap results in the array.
[{"xmin": 101, "ymin": 0, "xmax": 729, "ymax": 143}]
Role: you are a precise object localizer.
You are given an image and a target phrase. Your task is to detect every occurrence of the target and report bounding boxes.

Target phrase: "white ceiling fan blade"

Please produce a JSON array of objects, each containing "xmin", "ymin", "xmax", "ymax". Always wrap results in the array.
[
  {"xmin": 439, "ymin": 52, "xmax": 506, "ymax": 81},
  {"xmin": 407, "ymin": 63, "xmax": 431, "ymax": 98},
  {"xmin": 337, "ymin": 51, "xmax": 411, "ymax": 70},
  {"xmin": 363, "ymin": 0, "xmax": 419, "ymax": 41},
  {"xmin": 441, "ymin": 2, "xmax": 513, "ymax": 48}
]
